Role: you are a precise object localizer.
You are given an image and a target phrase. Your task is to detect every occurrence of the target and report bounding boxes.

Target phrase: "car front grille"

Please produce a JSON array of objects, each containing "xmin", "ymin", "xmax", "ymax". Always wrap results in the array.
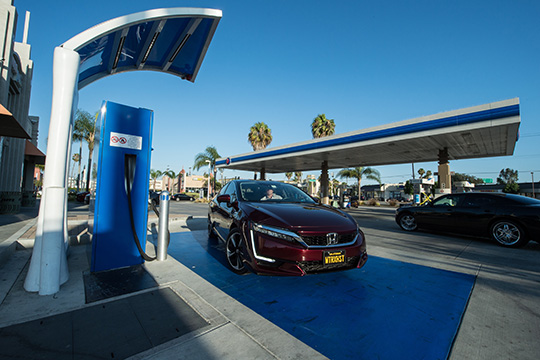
[
  {"xmin": 298, "ymin": 256, "xmax": 360, "ymax": 273},
  {"xmin": 300, "ymin": 232, "xmax": 357, "ymax": 246}
]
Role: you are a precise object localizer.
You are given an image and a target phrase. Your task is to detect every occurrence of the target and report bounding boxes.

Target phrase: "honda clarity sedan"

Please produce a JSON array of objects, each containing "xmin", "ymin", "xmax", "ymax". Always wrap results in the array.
[{"xmin": 208, "ymin": 180, "xmax": 368, "ymax": 275}]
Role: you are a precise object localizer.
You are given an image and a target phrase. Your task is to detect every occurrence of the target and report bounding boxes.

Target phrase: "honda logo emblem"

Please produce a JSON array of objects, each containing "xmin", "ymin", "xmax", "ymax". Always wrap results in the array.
[{"xmin": 327, "ymin": 233, "xmax": 339, "ymax": 245}]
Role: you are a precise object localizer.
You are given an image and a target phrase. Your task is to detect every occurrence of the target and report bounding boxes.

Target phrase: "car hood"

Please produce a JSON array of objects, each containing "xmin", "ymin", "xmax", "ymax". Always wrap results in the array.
[{"xmin": 242, "ymin": 202, "xmax": 357, "ymax": 233}]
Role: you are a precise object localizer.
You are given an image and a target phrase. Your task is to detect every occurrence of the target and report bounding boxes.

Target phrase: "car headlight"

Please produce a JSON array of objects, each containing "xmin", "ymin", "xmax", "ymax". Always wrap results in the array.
[{"xmin": 251, "ymin": 223, "xmax": 302, "ymax": 244}]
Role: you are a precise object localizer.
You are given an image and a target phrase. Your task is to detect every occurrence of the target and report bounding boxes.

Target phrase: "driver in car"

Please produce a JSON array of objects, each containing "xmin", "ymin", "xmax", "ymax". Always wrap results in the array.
[{"xmin": 261, "ymin": 188, "xmax": 282, "ymax": 201}]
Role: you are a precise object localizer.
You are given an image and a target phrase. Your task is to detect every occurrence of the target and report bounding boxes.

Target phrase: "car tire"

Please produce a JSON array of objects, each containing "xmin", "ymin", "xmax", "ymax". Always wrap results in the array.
[
  {"xmin": 176, "ymin": 198, "xmax": 180, "ymax": 202},
  {"xmin": 398, "ymin": 213, "xmax": 418, "ymax": 231},
  {"xmin": 226, "ymin": 229, "xmax": 247, "ymax": 274},
  {"xmin": 208, "ymin": 217, "xmax": 217, "ymax": 239},
  {"xmin": 490, "ymin": 220, "xmax": 529, "ymax": 248}
]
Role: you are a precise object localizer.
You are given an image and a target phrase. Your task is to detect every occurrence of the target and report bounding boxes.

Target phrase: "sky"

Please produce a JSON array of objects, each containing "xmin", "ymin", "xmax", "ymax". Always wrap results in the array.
[{"xmin": 13, "ymin": 0, "xmax": 540, "ymax": 186}]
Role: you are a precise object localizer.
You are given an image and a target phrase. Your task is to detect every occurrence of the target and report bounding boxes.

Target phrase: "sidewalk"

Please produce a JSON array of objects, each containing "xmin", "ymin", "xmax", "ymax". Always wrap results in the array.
[{"xmin": 0, "ymin": 203, "xmax": 326, "ymax": 359}]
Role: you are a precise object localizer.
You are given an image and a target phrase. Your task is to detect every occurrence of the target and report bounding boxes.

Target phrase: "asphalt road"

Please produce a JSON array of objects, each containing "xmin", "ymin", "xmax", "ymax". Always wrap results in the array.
[{"xmin": 168, "ymin": 202, "xmax": 540, "ymax": 360}]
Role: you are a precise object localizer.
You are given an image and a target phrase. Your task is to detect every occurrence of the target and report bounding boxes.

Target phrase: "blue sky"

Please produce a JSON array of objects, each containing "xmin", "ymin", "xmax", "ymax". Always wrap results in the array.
[{"xmin": 15, "ymin": 0, "xmax": 540, "ymax": 185}]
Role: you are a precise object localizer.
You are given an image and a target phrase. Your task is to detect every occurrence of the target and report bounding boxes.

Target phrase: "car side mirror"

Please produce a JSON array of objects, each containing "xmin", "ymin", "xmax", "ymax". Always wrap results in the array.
[{"xmin": 217, "ymin": 194, "xmax": 231, "ymax": 203}]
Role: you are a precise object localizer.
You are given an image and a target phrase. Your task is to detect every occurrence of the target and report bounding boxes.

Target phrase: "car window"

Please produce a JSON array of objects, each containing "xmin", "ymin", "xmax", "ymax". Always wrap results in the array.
[
  {"xmin": 224, "ymin": 182, "xmax": 236, "ymax": 197},
  {"xmin": 238, "ymin": 181, "xmax": 315, "ymax": 203},
  {"xmin": 433, "ymin": 194, "xmax": 462, "ymax": 207},
  {"xmin": 463, "ymin": 195, "xmax": 503, "ymax": 207},
  {"xmin": 219, "ymin": 182, "xmax": 231, "ymax": 196},
  {"xmin": 503, "ymin": 193, "xmax": 540, "ymax": 205}
]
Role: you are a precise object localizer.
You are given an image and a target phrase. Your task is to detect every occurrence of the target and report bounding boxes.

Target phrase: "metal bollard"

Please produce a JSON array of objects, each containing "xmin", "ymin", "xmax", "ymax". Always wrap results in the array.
[{"xmin": 157, "ymin": 191, "xmax": 170, "ymax": 261}]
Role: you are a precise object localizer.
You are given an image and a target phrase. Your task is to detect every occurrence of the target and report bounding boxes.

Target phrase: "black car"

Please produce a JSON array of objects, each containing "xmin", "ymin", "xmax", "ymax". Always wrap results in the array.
[
  {"xmin": 172, "ymin": 193, "xmax": 195, "ymax": 201},
  {"xmin": 149, "ymin": 191, "xmax": 160, "ymax": 207},
  {"xmin": 395, "ymin": 192, "xmax": 540, "ymax": 248},
  {"xmin": 76, "ymin": 191, "xmax": 90, "ymax": 202}
]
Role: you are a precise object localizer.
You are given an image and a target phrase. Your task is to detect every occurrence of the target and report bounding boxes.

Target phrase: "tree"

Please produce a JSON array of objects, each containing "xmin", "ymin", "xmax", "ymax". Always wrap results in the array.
[
  {"xmin": 497, "ymin": 168, "xmax": 519, "ymax": 185},
  {"xmin": 164, "ymin": 170, "xmax": 177, "ymax": 193},
  {"xmin": 294, "ymin": 172, "xmax": 302, "ymax": 183},
  {"xmin": 71, "ymin": 153, "xmax": 80, "ymax": 188},
  {"xmin": 285, "ymin": 172, "xmax": 293, "ymax": 181},
  {"xmin": 150, "ymin": 169, "xmax": 162, "ymax": 191},
  {"xmin": 73, "ymin": 109, "xmax": 96, "ymax": 192},
  {"xmin": 194, "ymin": 146, "xmax": 221, "ymax": 194},
  {"xmin": 417, "ymin": 168, "xmax": 425, "ymax": 179},
  {"xmin": 404, "ymin": 180, "xmax": 414, "ymax": 195},
  {"xmin": 311, "ymin": 114, "xmax": 335, "ymax": 138},
  {"xmin": 503, "ymin": 182, "xmax": 520, "ymax": 194},
  {"xmin": 452, "ymin": 173, "xmax": 484, "ymax": 184},
  {"xmin": 248, "ymin": 122, "xmax": 273, "ymax": 151},
  {"xmin": 337, "ymin": 167, "xmax": 381, "ymax": 197}
]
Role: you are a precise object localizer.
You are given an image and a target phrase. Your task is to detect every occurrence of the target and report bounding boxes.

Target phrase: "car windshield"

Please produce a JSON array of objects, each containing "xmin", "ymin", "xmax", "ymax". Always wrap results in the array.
[
  {"xmin": 238, "ymin": 181, "xmax": 316, "ymax": 204},
  {"xmin": 503, "ymin": 193, "xmax": 540, "ymax": 205}
]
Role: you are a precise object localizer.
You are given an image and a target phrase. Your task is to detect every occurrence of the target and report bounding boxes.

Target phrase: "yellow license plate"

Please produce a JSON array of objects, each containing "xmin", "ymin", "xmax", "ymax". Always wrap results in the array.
[{"xmin": 324, "ymin": 250, "xmax": 345, "ymax": 265}]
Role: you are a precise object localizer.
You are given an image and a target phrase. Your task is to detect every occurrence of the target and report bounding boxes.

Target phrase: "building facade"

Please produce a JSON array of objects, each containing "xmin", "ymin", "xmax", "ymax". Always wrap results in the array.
[{"xmin": 0, "ymin": 0, "xmax": 42, "ymax": 213}]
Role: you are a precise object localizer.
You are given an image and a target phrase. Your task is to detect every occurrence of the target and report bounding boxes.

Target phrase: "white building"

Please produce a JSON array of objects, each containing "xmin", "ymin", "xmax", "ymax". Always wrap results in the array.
[{"xmin": 0, "ymin": 0, "xmax": 43, "ymax": 213}]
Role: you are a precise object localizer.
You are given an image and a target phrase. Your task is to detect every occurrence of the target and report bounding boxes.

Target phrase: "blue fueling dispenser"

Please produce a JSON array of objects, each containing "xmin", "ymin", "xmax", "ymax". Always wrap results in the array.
[{"xmin": 90, "ymin": 101, "xmax": 154, "ymax": 272}]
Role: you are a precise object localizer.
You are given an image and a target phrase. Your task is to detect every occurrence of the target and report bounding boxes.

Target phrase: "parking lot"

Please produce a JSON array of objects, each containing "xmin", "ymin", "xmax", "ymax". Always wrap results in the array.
[{"xmin": 171, "ymin": 201, "xmax": 540, "ymax": 360}]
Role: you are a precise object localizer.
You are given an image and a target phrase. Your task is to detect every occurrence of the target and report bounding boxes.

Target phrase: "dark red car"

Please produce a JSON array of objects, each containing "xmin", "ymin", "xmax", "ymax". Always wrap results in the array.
[{"xmin": 208, "ymin": 180, "xmax": 368, "ymax": 276}]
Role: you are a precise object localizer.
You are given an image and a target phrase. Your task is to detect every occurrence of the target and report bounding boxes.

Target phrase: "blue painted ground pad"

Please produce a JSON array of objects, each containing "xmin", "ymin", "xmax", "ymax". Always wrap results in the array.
[{"xmin": 168, "ymin": 232, "xmax": 475, "ymax": 360}]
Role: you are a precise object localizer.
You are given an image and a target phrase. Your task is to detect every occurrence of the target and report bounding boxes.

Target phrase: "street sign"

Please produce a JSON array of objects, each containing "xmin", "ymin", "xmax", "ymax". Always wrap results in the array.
[{"xmin": 482, "ymin": 178, "xmax": 494, "ymax": 184}]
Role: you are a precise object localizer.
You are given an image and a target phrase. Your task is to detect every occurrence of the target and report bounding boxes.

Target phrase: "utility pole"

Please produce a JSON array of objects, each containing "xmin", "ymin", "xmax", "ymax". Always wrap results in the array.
[{"xmin": 532, "ymin": 172, "xmax": 535, "ymax": 199}]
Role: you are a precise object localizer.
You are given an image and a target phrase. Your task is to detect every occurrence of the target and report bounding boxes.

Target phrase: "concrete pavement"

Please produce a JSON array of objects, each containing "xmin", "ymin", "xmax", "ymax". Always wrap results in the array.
[{"xmin": 0, "ymin": 202, "xmax": 326, "ymax": 359}]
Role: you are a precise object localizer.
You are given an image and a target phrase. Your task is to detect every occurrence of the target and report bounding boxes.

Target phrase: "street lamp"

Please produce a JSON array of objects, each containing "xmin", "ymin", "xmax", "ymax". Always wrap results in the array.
[{"xmin": 206, "ymin": 160, "xmax": 211, "ymax": 200}]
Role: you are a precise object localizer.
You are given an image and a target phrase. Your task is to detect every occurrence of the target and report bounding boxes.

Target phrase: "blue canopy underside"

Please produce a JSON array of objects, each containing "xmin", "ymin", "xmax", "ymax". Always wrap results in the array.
[{"xmin": 76, "ymin": 17, "xmax": 215, "ymax": 86}]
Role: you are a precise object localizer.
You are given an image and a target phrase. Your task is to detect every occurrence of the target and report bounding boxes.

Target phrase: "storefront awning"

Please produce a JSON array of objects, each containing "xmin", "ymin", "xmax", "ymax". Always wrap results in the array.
[
  {"xmin": 0, "ymin": 104, "xmax": 31, "ymax": 139},
  {"xmin": 25, "ymin": 140, "xmax": 46, "ymax": 165}
]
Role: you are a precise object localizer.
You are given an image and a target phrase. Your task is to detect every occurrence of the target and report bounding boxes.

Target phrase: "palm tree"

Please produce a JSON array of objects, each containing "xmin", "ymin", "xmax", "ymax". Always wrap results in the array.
[
  {"xmin": 285, "ymin": 172, "xmax": 293, "ymax": 182},
  {"xmin": 150, "ymin": 169, "xmax": 162, "ymax": 191},
  {"xmin": 71, "ymin": 153, "xmax": 80, "ymax": 188},
  {"xmin": 311, "ymin": 114, "xmax": 335, "ymax": 138},
  {"xmin": 248, "ymin": 122, "xmax": 272, "ymax": 151},
  {"xmin": 164, "ymin": 170, "xmax": 177, "ymax": 193},
  {"xmin": 194, "ymin": 146, "xmax": 221, "ymax": 194},
  {"xmin": 294, "ymin": 172, "xmax": 302, "ymax": 183},
  {"xmin": 337, "ymin": 167, "xmax": 381, "ymax": 198},
  {"xmin": 417, "ymin": 168, "xmax": 426, "ymax": 179},
  {"xmin": 73, "ymin": 109, "xmax": 96, "ymax": 191}
]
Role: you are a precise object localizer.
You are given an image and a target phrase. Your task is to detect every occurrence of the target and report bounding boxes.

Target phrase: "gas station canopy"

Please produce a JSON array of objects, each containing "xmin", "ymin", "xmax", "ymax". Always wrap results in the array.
[
  {"xmin": 216, "ymin": 98, "xmax": 521, "ymax": 173},
  {"xmin": 61, "ymin": 8, "xmax": 222, "ymax": 89}
]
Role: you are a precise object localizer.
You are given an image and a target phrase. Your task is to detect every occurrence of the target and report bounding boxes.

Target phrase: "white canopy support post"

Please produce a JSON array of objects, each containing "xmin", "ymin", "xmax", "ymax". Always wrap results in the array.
[{"xmin": 24, "ymin": 46, "xmax": 80, "ymax": 295}]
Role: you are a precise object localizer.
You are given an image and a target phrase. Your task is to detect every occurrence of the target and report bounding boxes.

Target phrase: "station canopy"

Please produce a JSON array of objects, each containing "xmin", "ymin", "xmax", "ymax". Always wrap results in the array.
[
  {"xmin": 61, "ymin": 8, "xmax": 222, "ymax": 89},
  {"xmin": 216, "ymin": 98, "xmax": 521, "ymax": 173}
]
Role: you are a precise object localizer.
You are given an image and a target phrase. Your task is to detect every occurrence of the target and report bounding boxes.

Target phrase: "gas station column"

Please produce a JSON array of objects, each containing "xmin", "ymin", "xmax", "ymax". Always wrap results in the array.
[
  {"xmin": 437, "ymin": 148, "xmax": 451, "ymax": 195},
  {"xmin": 321, "ymin": 161, "xmax": 329, "ymax": 205},
  {"xmin": 260, "ymin": 167, "xmax": 266, "ymax": 181},
  {"xmin": 24, "ymin": 46, "xmax": 79, "ymax": 295}
]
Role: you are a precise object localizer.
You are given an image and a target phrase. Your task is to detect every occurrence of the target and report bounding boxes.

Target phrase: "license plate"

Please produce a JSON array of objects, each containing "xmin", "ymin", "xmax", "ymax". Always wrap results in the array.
[{"xmin": 324, "ymin": 250, "xmax": 345, "ymax": 265}]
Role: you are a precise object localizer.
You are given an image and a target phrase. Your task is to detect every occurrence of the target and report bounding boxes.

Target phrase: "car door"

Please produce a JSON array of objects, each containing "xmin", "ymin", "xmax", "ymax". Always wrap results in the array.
[
  {"xmin": 214, "ymin": 183, "xmax": 237, "ymax": 240},
  {"xmin": 414, "ymin": 194, "xmax": 463, "ymax": 230},
  {"xmin": 451, "ymin": 194, "xmax": 502, "ymax": 236},
  {"xmin": 210, "ymin": 183, "xmax": 229, "ymax": 238}
]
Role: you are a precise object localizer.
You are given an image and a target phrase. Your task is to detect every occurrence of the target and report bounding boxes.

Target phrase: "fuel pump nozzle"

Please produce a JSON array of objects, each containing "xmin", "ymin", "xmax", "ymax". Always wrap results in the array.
[{"xmin": 124, "ymin": 154, "xmax": 156, "ymax": 262}]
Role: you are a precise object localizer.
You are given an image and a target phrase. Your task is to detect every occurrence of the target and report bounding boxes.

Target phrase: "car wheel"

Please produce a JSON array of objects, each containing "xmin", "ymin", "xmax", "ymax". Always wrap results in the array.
[
  {"xmin": 176, "ymin": 198, "xmax": 180, "ymax": 202},
  {"xmin": 208, "ymin": 217, "xmax": 217, "ymax": 239},
  {"xmin": 490, "ymin": 220, "xmax": 529, "ymax": 248},
  {"xmin": 398, "ymin": 213, "xmax": 418, "ymax": 231},
  {"xmin": 226, "ymin": 229, "xmax": 247, "ymax": 274}
]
